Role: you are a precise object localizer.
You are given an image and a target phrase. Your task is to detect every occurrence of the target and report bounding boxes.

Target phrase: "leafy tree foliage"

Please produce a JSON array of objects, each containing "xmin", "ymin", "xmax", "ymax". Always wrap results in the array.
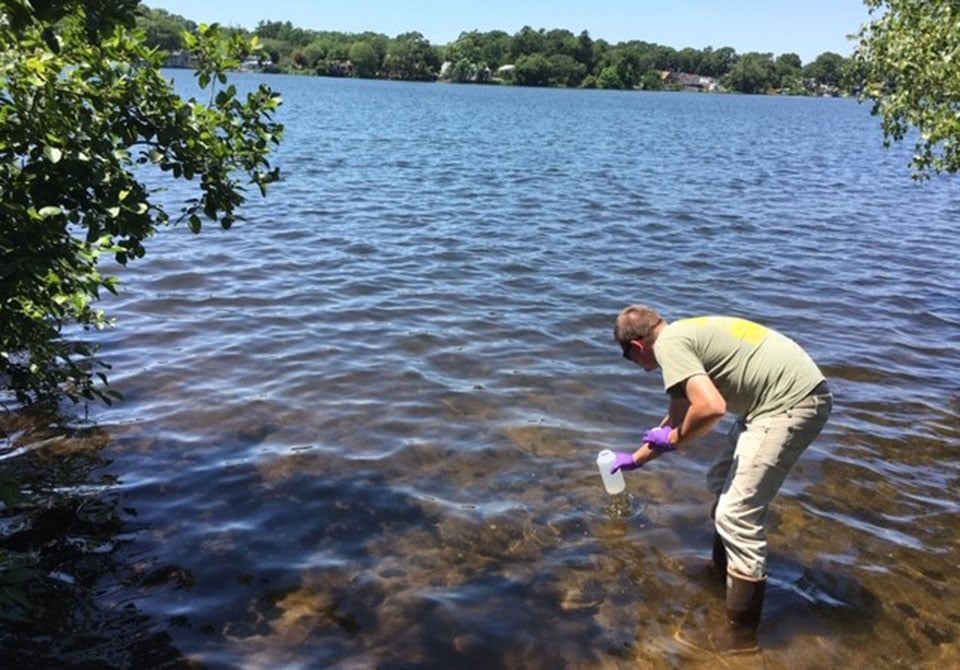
[
  {"xmin": 512, "ymin": 51, "xmax": 587, "ymax": 88},
  {"xmin": 348, "ymin": 41, "xmax": 380, "ymax": 78},
  {"xmin": 511, "ymin": 25, "xmax": 546, "ymax": 60},
  {"xmin": 575, "ymin": 30, "xmax": 595, "ymax": 72},
  {"xmin": 777, "ymin": 53, "xmax": 803, "ymax": 71},
  {"xmin": 383, "ymin": 32, "xmax": 440, "ymax": 81},
  {"xmin": 700, "ymin": 47, "xmax": 739, "ymax": 78},
  {"xmin": 447, "ymin": 58, "xmax": 478, "ymax": 83},
  {"xmin": 543, "ymin": 28, "xmax": 579, "ymax": 60},
  {"xmin": 774, "ymin": 53, "xmax": 804, "ymax": 92},
  {"xmin": 136, "ymin": 6, "xmax": 193, "ymax": 51},
  {"xmin": 445, "ymin": 29, "xmax": 512, "ymax": 73},
  {"xmin": 803, "ymin": 52, "xmax": 849, "ymax": 88},
  {"xmin": 856, "ymin": 0, "xmax": 960, "ymax": 176},
  {"xmin": 444, "ymin": 31, "xmax": 483, "ymax": 67},
  {"xmin": 595, "ymin": 65, "xmax": 622, "ymax": 90},
  {"xmin": 678, "ymin": 47, "xmax": 703, "ymax": 74},
  {"xmin": 259, "ymin": 37, "xmax": 290, "ymax": 64},
  {"xmin": 642, "ymin": 70, "xmax": 665, "ymax": 91},
  {"xmin": 254, "ymin": 19, "xmax": 312, "ymax": 48},
  {"xmin": 610, "ymin": 47, "xmax": 647, "ymax": 89},
  {"xmin": 0, "ymin": 0, "xmax": 283, "ymax": 405},
  {"xmin": 723, "ymin": 53, "xmax": 778, "ymax": 94},
  {"xmin": 513, "ymin": 53, "xmax": 554, "ymax": 87}
]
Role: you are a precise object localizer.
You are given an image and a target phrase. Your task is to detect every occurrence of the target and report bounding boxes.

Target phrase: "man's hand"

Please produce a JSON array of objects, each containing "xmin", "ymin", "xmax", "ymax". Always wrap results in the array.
[
  {"xmin": 643, "ymin": 425, "xmax": 675, "ymax": 452},
  {"xmin": 610, "ymin": 451, "xmax": 641, "ymax": 474}
]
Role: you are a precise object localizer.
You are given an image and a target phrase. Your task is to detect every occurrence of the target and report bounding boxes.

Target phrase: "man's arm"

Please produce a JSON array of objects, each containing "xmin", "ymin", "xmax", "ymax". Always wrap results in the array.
[
  {"xmin": 619, "ymin": 377, "xmax": 725, "ymax": 470},
  {"xmin": 673, "ymin": 374, "xmax": 726, "ymax": 446}
]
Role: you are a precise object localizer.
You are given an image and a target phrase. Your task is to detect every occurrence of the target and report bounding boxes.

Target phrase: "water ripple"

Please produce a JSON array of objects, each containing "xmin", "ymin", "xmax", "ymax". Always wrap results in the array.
[{"xmin": 27, "ymin": 75, "xmax": 955, "ymax": 667}]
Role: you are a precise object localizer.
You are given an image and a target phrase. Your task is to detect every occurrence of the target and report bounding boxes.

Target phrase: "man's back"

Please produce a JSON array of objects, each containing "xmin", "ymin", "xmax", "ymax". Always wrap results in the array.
[{"xmin": 655, "ymin": 316, "xmax": 824, "ymax": 421}]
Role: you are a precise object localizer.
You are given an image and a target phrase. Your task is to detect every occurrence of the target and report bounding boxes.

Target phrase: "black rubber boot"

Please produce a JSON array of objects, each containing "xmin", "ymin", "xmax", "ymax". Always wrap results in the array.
[
  {"xmin": 675, "ymin": 571, "xmax": 766, "ymax": 656},
  {"xmin": 720, "ymin": 572, "xmax": 765, "ymax": 653}
]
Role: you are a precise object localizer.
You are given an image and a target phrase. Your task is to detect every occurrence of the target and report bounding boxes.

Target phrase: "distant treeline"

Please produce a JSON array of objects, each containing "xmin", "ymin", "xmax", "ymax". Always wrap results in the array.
[{"xmin": 139, "ymin": 6, "xmax": 854, "ymax": 95}]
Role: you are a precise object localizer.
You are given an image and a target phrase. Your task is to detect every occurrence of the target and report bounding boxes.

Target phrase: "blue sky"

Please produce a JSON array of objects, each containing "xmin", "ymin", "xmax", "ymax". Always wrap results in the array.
[{"xmin": 145, "ymin": 0, "xmax": 873, "ymax": 65}]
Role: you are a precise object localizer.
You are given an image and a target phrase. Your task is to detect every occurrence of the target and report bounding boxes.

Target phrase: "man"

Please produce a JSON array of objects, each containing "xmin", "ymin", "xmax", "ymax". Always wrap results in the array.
[{"xmin": 610, "ymin": 305, "xmax": 832, "ymax": 655}]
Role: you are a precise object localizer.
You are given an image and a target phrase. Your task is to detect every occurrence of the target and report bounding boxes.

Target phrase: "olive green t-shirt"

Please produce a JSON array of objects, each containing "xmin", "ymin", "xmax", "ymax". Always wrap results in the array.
[{"xmin": 654, "ymin": 316, "xmax": 824, "ymax": 421}]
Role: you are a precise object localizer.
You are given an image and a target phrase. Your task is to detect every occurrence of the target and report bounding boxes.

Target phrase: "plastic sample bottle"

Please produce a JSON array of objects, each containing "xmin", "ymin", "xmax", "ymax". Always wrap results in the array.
[{"xmin": 596, "ymin": 449, "xmax": 626, "ymax": 495}]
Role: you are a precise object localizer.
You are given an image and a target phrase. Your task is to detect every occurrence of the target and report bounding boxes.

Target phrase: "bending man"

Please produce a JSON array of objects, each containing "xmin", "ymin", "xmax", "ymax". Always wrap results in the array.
[{"xmin": 610, "ymin": 305, "xmax": 832, "ymax": 654}]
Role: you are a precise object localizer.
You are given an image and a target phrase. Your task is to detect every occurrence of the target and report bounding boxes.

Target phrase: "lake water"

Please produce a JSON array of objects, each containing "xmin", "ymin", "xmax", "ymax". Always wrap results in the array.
[{"xmin": 2, "ymin": 73, "xmax": 959, "ymax": 668}]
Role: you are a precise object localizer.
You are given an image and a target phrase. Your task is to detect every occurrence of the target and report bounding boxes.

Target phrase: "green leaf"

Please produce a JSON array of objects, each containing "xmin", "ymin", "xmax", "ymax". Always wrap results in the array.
[{"xmin": 1, "ymin": 2, "xmax": 283, "ymax": 405}]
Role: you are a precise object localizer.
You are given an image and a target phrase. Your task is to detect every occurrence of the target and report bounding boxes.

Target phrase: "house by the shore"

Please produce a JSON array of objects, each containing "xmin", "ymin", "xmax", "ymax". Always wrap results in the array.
[{"xmin": 661, "ymin": 71, "xmax": 719, "ymax": 92}]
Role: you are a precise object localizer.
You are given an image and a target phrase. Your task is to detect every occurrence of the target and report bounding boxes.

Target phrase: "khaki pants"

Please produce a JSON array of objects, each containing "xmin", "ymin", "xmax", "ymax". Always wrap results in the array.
[{"xmin": 707, "ymin": 392, "xmax": 833, "ymax": 579}]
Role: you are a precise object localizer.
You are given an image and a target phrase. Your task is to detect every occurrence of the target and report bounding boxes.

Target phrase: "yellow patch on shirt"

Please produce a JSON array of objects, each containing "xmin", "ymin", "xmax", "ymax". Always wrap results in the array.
[
  {"xmin": 684, "ymin": 316, "xmax": 769, "ymax": 346},
  {"xmin": 729, "ymin": 318, "xmax": 769, "ymax": 345}
]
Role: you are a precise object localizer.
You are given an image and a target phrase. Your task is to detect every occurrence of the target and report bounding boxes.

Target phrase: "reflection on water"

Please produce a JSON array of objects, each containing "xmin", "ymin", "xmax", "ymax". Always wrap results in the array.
[
  {"xmin": 0, "ymin": 411, "xmax": 188, "ymax": 667},
  {"xmin": 2, "ymin": 76, "xmax": 959, "ymax": 668}
]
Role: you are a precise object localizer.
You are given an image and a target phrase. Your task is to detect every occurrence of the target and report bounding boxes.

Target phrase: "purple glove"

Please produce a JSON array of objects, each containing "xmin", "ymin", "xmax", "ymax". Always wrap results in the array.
[
  {"xmin": 643, "ymin": 425, "xmax": 676, "ymax": 452},
  {"xmin": 610, "ymin": 451, "xmax": 640, "ymax": 474}
]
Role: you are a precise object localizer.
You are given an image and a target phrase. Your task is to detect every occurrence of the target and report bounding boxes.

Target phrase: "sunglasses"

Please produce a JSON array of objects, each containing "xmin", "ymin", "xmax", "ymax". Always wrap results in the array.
[{"xmin": 622, "ymin": 338, "xmax": 652, "ymax": 361}]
